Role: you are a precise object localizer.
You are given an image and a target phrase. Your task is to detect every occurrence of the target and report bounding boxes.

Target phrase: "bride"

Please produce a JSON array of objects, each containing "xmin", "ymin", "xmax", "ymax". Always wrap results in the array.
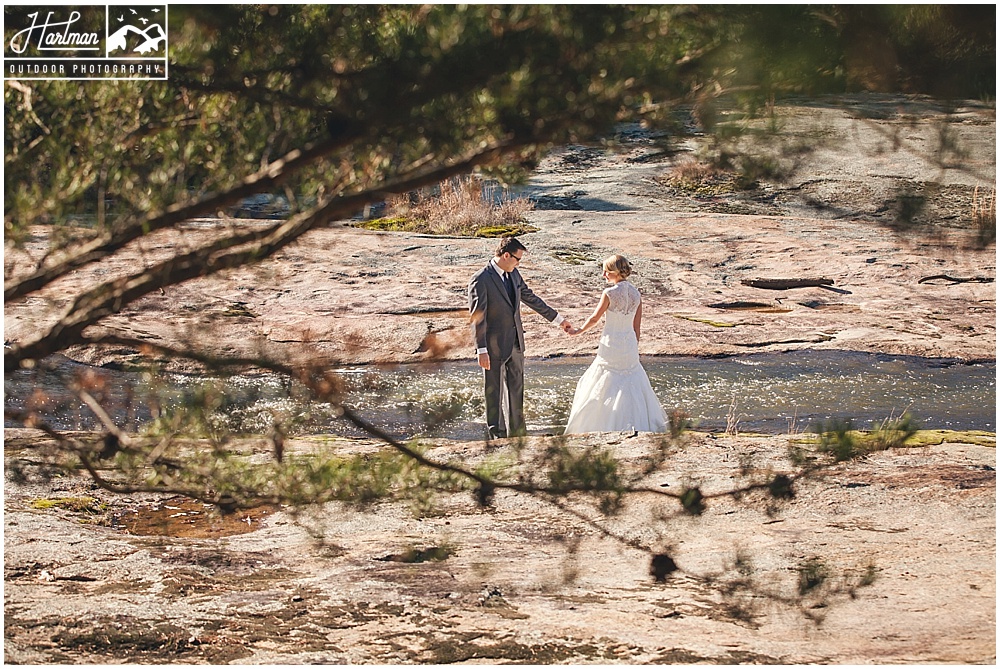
[{"xmin": 564, "ymin": 255, "xmax": 668, "ymax": 434}]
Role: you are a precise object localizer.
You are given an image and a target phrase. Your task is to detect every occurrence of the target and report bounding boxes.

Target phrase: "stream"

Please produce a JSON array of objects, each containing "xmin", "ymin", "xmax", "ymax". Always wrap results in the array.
[{"xmin": 4, "ymin": 350, "xmax": 995, "ymax": 440}]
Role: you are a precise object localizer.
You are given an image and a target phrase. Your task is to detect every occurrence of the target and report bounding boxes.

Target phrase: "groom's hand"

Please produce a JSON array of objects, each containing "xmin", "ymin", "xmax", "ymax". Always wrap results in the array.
[
  {"xmin": 560, "ymin": 320, "xmax": 574, "ymax": 334},
  {"xmin": 478, "ymin": 352, "xmax": 491, "ymax": 370}
]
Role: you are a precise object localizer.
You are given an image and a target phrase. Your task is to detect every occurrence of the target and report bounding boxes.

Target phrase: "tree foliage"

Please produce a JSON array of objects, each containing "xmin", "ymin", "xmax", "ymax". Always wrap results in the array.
[{"xmin": 3, "ymin": 4, "xmax": 993, "ymax": 599}]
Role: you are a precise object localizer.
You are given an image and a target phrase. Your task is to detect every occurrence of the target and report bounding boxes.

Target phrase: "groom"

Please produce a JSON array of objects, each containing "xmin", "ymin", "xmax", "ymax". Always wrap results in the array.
[{"xmin": 468, "ymin": 237, "xmax": 573, "ymax": 440}]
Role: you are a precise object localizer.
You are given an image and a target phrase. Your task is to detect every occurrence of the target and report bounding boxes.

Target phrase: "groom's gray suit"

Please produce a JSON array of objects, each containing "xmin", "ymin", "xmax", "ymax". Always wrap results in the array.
[{"xmin": 469, "ymin": 261, "xmax": 559, "ymax": 439}]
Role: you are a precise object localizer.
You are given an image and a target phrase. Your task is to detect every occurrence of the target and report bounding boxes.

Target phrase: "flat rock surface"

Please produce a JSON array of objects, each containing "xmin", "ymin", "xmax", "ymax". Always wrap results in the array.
[
  {"xmin": 3, "ymin": 430, "xmax": 995, "ymax": 664},
  {"xmin": 4, "ymin": 95, "xmax": 996, "ymax": 369}
]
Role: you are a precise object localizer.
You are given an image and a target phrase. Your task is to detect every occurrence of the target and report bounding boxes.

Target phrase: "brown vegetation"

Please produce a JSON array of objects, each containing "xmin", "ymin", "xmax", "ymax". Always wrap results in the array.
[
  {"xmin": 355, "ymin": 176, "xmax": 536, "ymax": 237},
  {"xmin": 972, "ymin": 186, "xmax": 996, "ymax": 247}
]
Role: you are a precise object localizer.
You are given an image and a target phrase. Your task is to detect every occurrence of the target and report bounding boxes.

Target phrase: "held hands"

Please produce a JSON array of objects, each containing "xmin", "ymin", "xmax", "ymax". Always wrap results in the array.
[{"xmin": 559, "ymin": 320, "xmax": 574, "ymax": 334}]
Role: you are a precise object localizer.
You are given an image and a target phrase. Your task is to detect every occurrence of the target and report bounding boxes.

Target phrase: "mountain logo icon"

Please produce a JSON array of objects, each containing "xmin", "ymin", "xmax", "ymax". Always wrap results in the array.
[{"xmin": 108, "ymin": 22, "xmax": 165, "ymax": 55}]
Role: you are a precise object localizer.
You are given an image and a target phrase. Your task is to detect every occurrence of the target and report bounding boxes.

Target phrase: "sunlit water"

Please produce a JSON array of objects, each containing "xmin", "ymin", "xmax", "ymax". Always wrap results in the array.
[{"xmin": 5, "ymin": 351, "xmax": 995, "ymax": 440}]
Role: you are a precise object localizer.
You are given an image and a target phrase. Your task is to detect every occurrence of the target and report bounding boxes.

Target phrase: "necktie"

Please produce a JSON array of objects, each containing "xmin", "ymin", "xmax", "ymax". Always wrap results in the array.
[{"xmin": 504, "ymin": 272, "xmax": 516, "ymax": 304}]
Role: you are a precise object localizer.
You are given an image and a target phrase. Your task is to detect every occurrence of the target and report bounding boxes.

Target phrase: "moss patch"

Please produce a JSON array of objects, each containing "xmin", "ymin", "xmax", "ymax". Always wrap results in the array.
[
  {"xmin": 673, "ymin": 314, "xmax": 738, "ymax": 328},
  {"xmin": 354, "ymin": 216, "xmax": 416, "ymax": 232},
  {"xmin": 709, "ymin": 300, "xmax": 792, "ymax": 313},
  {"xmin": 31, "ymin": 497, "xmax": 107, "ymax": 514},
  {"xmin": 550, "ymin": 248, "xmax": 597, "ymax": 265},
  {"xmin": 474, "ymin": 223, "xmax": 539, "ymax": 237},
  {"xmin": 904, "ymin": 430, "xmax": 995, "ymax": 448},
  {"xmin": 790, "ymin": 429, "xmax": 995, "ymax": 448}
]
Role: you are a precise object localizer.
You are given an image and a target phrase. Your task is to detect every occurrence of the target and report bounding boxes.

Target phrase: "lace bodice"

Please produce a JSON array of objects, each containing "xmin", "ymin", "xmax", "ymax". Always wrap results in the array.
[
  {"xmin": 594, "ymin": 280, "xmax": 641, "ymax": 371},
  {"xmin": 605, "ymin": 281, "xmax": 641, "ymax": 315}
]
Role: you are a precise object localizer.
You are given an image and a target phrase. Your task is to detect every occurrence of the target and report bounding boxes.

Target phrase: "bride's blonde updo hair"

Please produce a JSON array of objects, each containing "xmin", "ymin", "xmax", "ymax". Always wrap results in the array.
[{"xmin": 603, "ymin": 254, "xmax": 632, "ymax": 278}]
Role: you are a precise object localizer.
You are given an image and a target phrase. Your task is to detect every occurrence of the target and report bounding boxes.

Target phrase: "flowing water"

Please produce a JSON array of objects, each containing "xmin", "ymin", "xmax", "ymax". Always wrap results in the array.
[{"xmin": 5, "ymin": 350, "xmax": 995, "ymax": 440}]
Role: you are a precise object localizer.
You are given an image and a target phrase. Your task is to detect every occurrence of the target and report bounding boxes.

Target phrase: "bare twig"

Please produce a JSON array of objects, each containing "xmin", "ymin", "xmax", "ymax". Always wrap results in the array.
[
  {"xmin": 72, "ymin": 386, "xmax": 132, "ymax": 449},
  {"xmin": 917, "ymin": 274, "xmax": 994, "ymax": 285}
]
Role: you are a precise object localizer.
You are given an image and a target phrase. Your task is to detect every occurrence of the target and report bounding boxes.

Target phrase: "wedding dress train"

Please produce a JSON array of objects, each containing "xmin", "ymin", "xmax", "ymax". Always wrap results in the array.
[{"xmin": 564, "ymin": 281, "xmax": 668, "ymax": 434}]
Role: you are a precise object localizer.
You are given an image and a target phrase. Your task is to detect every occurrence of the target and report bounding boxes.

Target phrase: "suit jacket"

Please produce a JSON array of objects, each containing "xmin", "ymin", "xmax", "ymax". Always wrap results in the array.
[{"xmin": 468, "ymin": 263, "xmax": 558, "ymax": 359}]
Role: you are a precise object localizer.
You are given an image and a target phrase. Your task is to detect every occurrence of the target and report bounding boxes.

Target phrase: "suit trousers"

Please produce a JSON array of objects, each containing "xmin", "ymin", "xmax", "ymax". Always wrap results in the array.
[{"xmin": 483, "ymin": 342, "xmax": 525, "ymax": 439}]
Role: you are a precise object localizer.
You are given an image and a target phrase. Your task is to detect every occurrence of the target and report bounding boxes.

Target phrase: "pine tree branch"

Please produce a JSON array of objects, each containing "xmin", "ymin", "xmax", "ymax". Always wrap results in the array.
[
  {"xmin": 4, "ymin": 140, "xmax": 521, "ymax": 372},
  {"xmin": 4, "ymin": 136, "xmax": 350, "ymax": 303}
]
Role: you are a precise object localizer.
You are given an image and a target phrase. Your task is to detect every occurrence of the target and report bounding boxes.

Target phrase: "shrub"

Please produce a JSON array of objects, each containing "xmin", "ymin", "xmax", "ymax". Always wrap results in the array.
[
  {"xmin": 812, "ymin": 413, "xmax": 919, "ymax": 461},
  {"xmin": 355, "ymin": 176, "xmax": 536, "ymax": 237}
]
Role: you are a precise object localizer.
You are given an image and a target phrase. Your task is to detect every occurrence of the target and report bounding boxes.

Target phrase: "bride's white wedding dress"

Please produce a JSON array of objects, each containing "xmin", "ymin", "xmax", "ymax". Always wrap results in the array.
[{"xmin": 564, "ymin": 281, "xmax": 668, "ymax": 434}]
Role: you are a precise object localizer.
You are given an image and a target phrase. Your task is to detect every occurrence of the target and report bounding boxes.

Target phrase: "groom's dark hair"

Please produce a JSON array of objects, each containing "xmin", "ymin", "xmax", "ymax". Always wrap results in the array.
[{"xmin": 495, "ymin": 237, "xmax": 526, "ymax": 257}]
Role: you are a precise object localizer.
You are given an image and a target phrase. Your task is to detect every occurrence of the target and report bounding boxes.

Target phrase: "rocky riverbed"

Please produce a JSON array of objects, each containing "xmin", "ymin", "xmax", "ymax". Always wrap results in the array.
[
  {"xmin": 4, "ymin": 94, "xmax": 996, "ymax": 663},
  {"xmin": 3, "ymin": 428, "xmax": 996, "ymax": 664},
  {"xmin": 4, "ymin": 95, "xmax": 996, "ymax": 370}
]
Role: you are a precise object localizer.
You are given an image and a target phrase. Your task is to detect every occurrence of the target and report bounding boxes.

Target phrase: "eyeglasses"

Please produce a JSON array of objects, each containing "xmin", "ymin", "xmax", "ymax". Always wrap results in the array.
[{"xmin": 510, "ymin": 254, "xmax": 523, "ymax": 263}]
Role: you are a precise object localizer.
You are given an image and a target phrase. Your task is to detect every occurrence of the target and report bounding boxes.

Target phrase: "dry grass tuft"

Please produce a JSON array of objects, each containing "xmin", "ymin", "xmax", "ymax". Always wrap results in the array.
[
  {"xmin": 725, "ymin": 392, "xmax": 745, "ymax": 437},
  {"xmin": 971, "ymin": 186, "xmax": 995, "ymax": 247},
  {"xmin": 662, "ymin": 154, "xmax": 785, "ymax": 195},
  {"xmin": 661, "ymin": 158, "xmax": 750, "ymax": 196},
  {"xmin": 359, "ymin": 176, "xmax": 536, "ymax": 237},
  {"xmin": 664, "ymin": 159, "xmax": 728, "ymax": 190}
]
